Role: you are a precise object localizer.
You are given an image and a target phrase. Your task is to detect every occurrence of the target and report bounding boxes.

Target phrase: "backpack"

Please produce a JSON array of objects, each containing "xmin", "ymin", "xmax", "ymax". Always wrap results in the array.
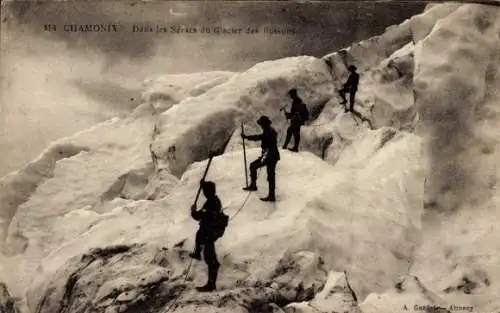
[
  {"xmin": 213, "ymin": 211, "xmax": 229, "ymax": 239},
  {"xmin": 300, "ymin": 103, "xmax": 309, "ymax": 122}
]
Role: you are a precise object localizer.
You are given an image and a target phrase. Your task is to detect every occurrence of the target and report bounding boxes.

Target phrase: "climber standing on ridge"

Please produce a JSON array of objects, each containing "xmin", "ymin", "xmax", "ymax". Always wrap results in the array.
[
  {"xmin": 282, "ymin": 88, "xmax": 309, "ymax": 152},
  {"xmin": 190, "ymin": 180, "xmax": 228, "ymax": 292},
  {"xmin": 241, "ymin": 115, "xmax": 280, "ymax": 202},
  {"xmin": 338, "ymin": 65, "xmax": 359, "ymax": 112}
]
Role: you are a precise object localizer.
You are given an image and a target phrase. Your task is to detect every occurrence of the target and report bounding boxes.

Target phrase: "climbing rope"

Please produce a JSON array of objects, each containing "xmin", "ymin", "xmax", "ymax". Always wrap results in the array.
[
  {"xmin": 164, "ymin": 152, "xmax": 267, "ymax": 313},
  {"xmin": 163, "ymin": 177, "xmax": 259, "ymax": 313},
  {"xmin": 164, "ymin": 118, "xmax": 303, "ymax": 312},
  {"xmin": 164, "ymin": 95, "xmax": 373, "ymax": 312},
  {"xmin": 162, "ymin": 257, "xmax": 193, "ymax": 313},
  {"xmin": 305, "ymin": 113, "xmax": 368, "ymax": 128},
  {"xmin": 227, "ymin": 169, "xmax": 259, "ymax": 221},
  {"xmin": 305, "ymin": 121, "xmax": 333, "ymax": 127}
]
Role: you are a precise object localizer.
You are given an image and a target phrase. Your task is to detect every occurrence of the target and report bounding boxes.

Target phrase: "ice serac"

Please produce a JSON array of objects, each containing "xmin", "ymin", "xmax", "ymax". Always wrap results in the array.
[
  {"xmin": 0, "ymin": 70, "xmax": 237, "ymax": 298},
  {"xmin": 300, "ymin": 104, "xmax": 368, "ymax": 163},
  {"xmin": 0, "ymin": 143, "xmax": 89, "ymax": 251},
  {"xmin": 409, "ymin": 3, "xmax": 462, "ymax": 43},
  {"xmin": 410, "ymin": 4, "xmax": 500, "ymax": 313},
  {"xmin": 299, "ymin": 102, "xmax": 347, "ymax": 160},
  {"xmin": 366, "ymin": 43, "xmax": 417, "ymax": 131},
  {"xmin": 300, "ymin": 46, "xmax": 417, "ymax": 162},
  {"xmin": 2, "ymin": 113, "xmax": 157, "ymax": 297},
  {"xmin": 414, "ymin": 3, "xmax": 499, "ymax": 212},
  {"xmin": 322, "ymin": 3, "xmax": 460, "ymax": 76},
  {"xmin": 302, "ymin": 40, "xmax": 417, "ymax": 160},
  {"xmin": 317, "ymin": 2, "xmax": 461, "ymax": 138},
  {"xmin": 152, "ymin": 56, "xmax": 333, "ymax": 176},
  {"xmin": 316, "ymin": 130, "xmax": 422, "ymax": 298},
  {"xmin": 141, "ymin": 71, "xmax": 235, "ymax": 113}
]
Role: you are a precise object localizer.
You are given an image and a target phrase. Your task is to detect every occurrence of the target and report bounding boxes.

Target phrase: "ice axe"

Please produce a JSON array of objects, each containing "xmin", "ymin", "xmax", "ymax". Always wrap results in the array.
[
  {"xmin": 241, "ymin": 122, "xmax": 249, "ymax": 188},
  {"xmin": 280, "ymin": 103, "xmax": 292, "ymax": 122},
  {"xmin": 192, "ymin": 152, "xmax": 215, "ymax": 208}
]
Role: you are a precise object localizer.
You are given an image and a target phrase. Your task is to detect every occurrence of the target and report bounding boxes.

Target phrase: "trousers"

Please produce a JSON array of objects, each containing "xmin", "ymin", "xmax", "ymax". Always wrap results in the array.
[
  {"xmin": 283, "ymin": 123, "xmax": 301, "ymax": 149},
  {"xmin": 249, "ymin": 157, "xmax": 277, "ymax": 196},
  {"xmin": 339, "ymin": 87, "xmax": 357, "ymax": 111},
  {"xmin": 193, "ymin": 230, "xmax": 220, "ymax": 277}
]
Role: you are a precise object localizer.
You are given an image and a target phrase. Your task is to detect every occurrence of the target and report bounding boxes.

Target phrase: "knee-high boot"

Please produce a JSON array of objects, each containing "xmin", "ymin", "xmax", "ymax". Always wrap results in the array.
[{"xmin": 196, "ymin": 263, "xmax": 219, "ymax": 292}]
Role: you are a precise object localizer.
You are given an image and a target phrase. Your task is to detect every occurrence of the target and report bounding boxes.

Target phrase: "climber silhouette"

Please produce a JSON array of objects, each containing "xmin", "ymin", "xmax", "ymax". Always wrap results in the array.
[
  {"xmin": 241, "ymin": 115, "xmax": 280, "ymax": 202},
  {"xmin": 338, "ymin": 65, "xmax": 359, "ymax": 112},
  {"xmin": 282, "ymin": 89, "xmax": 309, "ymax": 152},
  {"xmin": 190, "ymin": 180, "xmax": 226, "ymax": 292}
]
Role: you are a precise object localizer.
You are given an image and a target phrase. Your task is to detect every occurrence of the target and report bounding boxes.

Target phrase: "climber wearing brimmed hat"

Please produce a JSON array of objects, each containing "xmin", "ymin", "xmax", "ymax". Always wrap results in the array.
[
  {"xmin": 338, "ymin": 65, "xmax": 359, "ymax": 112},
  {"xmin": 241, "ymin": 115, "xmax": 280, "ymax": 202}
]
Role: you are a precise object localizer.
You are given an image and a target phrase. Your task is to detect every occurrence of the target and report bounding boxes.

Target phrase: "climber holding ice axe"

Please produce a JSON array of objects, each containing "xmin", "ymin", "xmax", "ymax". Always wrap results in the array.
[
  {"xmin": 241, "ymin": 115, "xmax": 280, "ymax": 202},
  {"xmin": 282, "ymin": 88, "xmax": 309, "ymax": 152}
]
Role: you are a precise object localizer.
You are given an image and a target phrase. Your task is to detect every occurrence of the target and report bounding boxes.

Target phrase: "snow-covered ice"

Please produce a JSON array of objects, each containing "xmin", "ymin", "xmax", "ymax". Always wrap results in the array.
[{"xmin": 1, "ymin": 3, "xmax": 500, "ymax": 313}]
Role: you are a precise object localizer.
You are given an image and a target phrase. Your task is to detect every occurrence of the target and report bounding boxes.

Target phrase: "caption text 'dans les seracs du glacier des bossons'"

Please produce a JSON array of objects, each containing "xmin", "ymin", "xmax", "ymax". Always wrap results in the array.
[{"xmin": 131, "ymin": 23, "xmax": 296, "ymax": 34}]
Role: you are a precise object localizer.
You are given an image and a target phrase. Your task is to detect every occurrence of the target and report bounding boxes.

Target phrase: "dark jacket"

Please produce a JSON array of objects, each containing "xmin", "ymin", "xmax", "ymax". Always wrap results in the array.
[
  {"xmin": 191, "ymin": 196, "xmax": 222, "ymax": 236},
  {"xmin": 287, "ymin": 99, "xmax": 308, "ymax": 125},
  {"xmin": 345, "ymin": 72, "xmax": 359, "ymax": 92},
  {"xmin": 246, "ymin": 126, "xmax": 280, "ymax": 161}
]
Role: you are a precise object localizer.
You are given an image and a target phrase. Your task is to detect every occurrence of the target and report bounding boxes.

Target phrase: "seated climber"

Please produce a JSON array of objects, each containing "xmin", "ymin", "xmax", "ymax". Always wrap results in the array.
[
  {"xmin": 338, "ymin": 65, "xmax": 359, "ymax": 112},
  {"xmin": 241, "ymin": 115, "xmax": 280, "ymax": 202},
  {"xmin": 282, "ymin": 89, "xmax": 309, "ymax": 152},
  {"xmin": 190, "ymin": 180, "xmax": 228, "ymax": 292}
]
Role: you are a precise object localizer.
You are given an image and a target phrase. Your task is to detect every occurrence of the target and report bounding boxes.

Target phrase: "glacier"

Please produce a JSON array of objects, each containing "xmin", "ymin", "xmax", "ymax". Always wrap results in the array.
[{"xmin": 1, "ymin": 3, "xmax": 499, "ymax": 313}]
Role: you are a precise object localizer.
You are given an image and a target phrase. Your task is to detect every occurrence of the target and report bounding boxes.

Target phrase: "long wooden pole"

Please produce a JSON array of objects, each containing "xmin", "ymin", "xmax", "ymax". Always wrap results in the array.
[
  {"xmin": 193, "ymin": 155, "xmax": 214, "ymax": 206},
  {"xmin": 241, "ymin": 122, "xmax": 249, "ymax": 188}
]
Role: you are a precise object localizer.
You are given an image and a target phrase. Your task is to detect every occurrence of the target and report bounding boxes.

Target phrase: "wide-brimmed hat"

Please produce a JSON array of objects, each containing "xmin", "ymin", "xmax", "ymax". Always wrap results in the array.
[{"xmin": 257, "ymin": 115, "xmax": 272, "ymax": 126}]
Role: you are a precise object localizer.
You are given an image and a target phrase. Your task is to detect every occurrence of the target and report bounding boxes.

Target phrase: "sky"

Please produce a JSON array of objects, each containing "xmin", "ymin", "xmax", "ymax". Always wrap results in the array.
[{"xmin": 0, "ymin": 1, "xmax": 425, "ymax": 175}]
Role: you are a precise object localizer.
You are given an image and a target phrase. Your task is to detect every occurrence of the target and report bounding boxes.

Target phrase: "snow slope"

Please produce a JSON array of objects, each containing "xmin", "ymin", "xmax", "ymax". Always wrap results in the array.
[
  {"xmin": 1, "ymin": 3, "xmax": 499, "ymax": 313},
  {"xmin": 26, "ymin": 140, "xmax": 421, "ymax": 313},
  {"xmin": 0, "ymin": 56, "xmax": 334, "ymax": 308}
]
